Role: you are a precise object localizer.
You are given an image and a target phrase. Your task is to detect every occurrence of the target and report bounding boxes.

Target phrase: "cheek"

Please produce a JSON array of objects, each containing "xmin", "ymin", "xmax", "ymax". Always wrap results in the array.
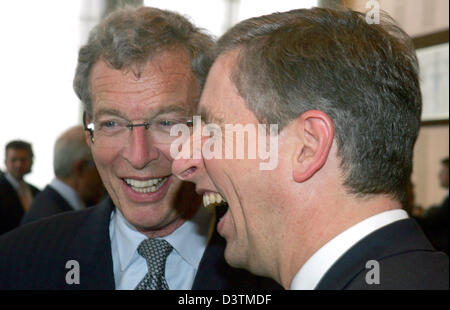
[
  {"xmin": 91, "ymin": 149, "xmax": 118, "ymax": 183},
  {"xmin": 92, "ymin": 147, "xmax": 117, "ymax": 167},
  {"xmin": 25, "ymin": 161, "xmax": 33, "ymax": 170}
]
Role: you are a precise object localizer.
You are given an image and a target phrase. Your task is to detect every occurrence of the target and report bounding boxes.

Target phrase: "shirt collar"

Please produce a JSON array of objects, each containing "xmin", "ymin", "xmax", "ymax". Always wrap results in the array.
[
  {"xmin": 290, "ymin": 209, "xmax": 409, "ymax": 290},
  {"xmin": 49, "ymin": 177, "xmax": 85, "ymax": 211},
  {"xmin": 113, "ymin": 205, "xmax": 214, "ymax": 273},
  {"xmin": 5, "ymin": 172, "xmax": 20, "ymax": 190}
]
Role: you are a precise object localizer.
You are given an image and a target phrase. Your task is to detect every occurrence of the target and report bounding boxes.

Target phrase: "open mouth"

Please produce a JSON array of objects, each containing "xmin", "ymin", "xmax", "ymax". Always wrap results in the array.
[
  {"xmin": 202, "ymin": 192, "xmax": 228, "ymax": 209},
  {"xmin": 124, "ymin": 177, "xmax": 169, "ymax": 193}
]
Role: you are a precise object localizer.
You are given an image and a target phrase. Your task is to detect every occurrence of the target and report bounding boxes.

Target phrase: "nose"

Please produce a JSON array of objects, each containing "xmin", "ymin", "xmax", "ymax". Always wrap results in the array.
[
  {"xmin": 172, "ymin": 149, "xmax": 218, "ymax": 195},
  {"xmin": 14, "ymin": 158, "xmax": 27, "ymax": 171},
  {"xmin": 171, "ymin": 124, "xmax": 207, "ymax": 183},
  {"xmin": 172, "ymin": 156, "xmax": 204, "ymax": 181},
  {"xmin": 121, "ymin": 126, "xmax": 159, "ymax": 169}
]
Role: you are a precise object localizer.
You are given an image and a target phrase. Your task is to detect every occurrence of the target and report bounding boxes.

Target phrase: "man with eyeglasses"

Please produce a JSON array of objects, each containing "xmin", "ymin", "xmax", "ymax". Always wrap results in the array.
[{"xmin": 0, "ymin": 6, "xmax": 280, "ymax": 290}]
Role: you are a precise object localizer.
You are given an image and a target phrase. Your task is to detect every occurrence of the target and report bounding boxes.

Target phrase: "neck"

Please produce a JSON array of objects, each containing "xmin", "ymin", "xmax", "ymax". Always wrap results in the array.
[
  {"xmin": 57, "ymin": 176, "xmax": 81, "ymax": 195},
  {"xmin": 136, "ymin": 216, "xmax": 188, "ymax": 239},
  {"xmin": 278, "ymin": 191, "xmax": 401, "ymax": 289}
]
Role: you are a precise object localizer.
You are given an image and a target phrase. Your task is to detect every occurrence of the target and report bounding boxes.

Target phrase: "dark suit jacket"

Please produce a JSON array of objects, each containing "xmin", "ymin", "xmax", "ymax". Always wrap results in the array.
[
  {"xmin": 0, "ymin": 198, "xmax": 282, "ymax": 290},
  {"xmin": 0, "ymin": 175, "xmax": 40, "ymax": 235},
  {"xmin": 315, "ymin": 219, "xmax": 449, "ymax": 289},
  {"xmin": 416, "ymin": 196, "xmax": 449, "ymax": 256},
  {"xmin": 21, "ymin": 185, "xmax": 73, "ymax": 225}
]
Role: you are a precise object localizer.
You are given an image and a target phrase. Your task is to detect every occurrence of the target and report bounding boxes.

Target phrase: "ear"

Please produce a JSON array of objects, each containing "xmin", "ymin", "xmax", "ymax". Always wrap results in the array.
[
  {"xmin": 73, "ymin": 160, "xmax": 85, "ymax": 178},
  {"xmin": 292, "ymin": 110, "xmax": 334, "ymax": 183},
  {"xmin": 84, "ymin": 129, "xmax": 94, "ymax": 146}
]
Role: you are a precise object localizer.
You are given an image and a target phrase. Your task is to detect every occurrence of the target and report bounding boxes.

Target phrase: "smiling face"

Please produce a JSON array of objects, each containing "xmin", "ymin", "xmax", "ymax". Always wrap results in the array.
[
  {"xmin": 173, "ymin": 51, "xmax": 288, "ymax": 276},
  {"xmin": 88, "ymin": 49, "xmax": 201, "ymax": 237}
]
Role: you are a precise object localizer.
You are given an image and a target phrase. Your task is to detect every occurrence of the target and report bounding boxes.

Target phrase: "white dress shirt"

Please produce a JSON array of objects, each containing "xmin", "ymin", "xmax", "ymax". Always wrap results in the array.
[
  {"xmin": 49, "ymin": 177, "xmax": 85, "ymax": 211},
  {"xmin": 109, "ymin": 205, "xmax": 214, "ymax": 290},
  {"xmin": 4, "ymin": 172, "xmax": 21, "ymax": 191},
  {"xmin": 290, "ymin": 209, "xmax": 409, "ymax": 290}
]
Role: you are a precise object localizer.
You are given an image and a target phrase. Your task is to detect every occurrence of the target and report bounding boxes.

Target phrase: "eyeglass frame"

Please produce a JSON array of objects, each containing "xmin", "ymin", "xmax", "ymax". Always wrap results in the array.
[{"xmin": 82, "ymin": 111, "xmax": 193, "ymax": 144}]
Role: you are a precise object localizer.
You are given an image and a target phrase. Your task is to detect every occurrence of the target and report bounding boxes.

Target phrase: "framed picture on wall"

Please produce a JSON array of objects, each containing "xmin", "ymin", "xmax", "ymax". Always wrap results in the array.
[
  {"xmin": 417, "ymin": 42, "xmax": 449, "ymax": 121},
  {"xmin": 414, "ymin": 30, "xmax": 449, "ymax": 122}
]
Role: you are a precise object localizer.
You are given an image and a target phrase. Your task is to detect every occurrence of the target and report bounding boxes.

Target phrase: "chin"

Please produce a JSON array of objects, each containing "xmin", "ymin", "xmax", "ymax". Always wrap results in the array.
[{"xmin": 224, "ymin": 243, "xmax": 248, "ymax": 270}]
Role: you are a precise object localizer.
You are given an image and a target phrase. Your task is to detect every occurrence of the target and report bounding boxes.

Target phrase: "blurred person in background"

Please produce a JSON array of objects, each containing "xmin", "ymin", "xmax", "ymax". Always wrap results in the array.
[
  {"xmin": 0, "ymin": 140, "xmax": 40, "ymax": 235},
  {"xmin": 21, "ymin": 125, "xmax": 106, "ymax": 225},
  {"xmin": 417, "ymin": 157, "xmax": 449, "ymax": 255}
]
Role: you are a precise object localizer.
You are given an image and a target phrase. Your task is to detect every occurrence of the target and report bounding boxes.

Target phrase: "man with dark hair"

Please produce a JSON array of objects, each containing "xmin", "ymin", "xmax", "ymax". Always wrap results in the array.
[
  {"xmin": 0, "ymin": 6, "xmax": 280, "ymax": 290},
  {"xmin": 173, "ymin": 8, "xmax": 448, "ymax": 289},
  {"xmin": 0, "ymin": 140, "xmax": 40, "ymax": 235}
]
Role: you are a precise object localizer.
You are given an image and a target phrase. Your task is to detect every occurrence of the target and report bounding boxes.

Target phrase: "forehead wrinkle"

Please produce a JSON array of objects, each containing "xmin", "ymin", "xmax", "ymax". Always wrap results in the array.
[
  {"xmin": 93, "ymin": 75, "xmax": 181, "ymax": 99},
  {"xmin": 91, "ymin": 58, "xmax": 198, "ymax": 105},
  {"xmin": 92, "ymin": 75, "xmax": 198, "ymax": 118},
  {"xmin": 94, "ymin": 103, "xmax": 193, "ymax": 121}
]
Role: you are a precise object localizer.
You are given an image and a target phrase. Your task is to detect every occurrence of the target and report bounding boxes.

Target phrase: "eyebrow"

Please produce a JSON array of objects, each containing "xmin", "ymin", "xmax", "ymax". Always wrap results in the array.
[
  {"xmin": 95, "ymin": 104, "xmax": 193, "ymax": 120},
  {"xmin": 198, "ymin": 106, "xmax": 225, "ymax": 125}
]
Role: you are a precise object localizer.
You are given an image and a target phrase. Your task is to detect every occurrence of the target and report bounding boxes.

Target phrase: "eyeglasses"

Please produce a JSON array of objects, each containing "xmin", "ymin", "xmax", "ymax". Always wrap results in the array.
[{"xmin": 83, "ymin": 112, "xmax": 193, "ymax": 147}]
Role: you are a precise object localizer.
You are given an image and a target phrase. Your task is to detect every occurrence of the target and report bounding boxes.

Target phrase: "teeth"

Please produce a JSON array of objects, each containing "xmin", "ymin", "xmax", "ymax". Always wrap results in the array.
[
  {"xmin": 124, "ymin": 177, "xmax": 168, "ymax": 193},
  {"xmin": 125, "ymin": 178, "xmax": 163, "ymax": 187},
  {"xmin": 203, "ymin": 192, "xmax": 226, "ymax": 208}
]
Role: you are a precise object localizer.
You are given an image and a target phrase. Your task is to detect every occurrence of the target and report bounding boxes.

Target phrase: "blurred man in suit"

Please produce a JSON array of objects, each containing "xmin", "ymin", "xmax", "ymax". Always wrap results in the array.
[
  {"xmin": 172, "ymin": 8, "xmax": 449, "ymax": 289},
  {"xmin": 417, "ymin": 157, "xmax": 449, "ymax": 255},
  {"xmin": 21, "ymin": 125, "xmax": 106, "ymax": 225},
  {"xmin": 0, "ymin": 140, "xmax": 40, "ymax": 235},
  {"xmin": 0, "ymin": 6, "xmax": 280, "ymax": 290}
]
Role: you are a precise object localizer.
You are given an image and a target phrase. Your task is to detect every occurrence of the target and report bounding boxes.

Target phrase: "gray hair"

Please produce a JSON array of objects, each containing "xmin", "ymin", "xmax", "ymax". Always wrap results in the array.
[
  {"xmin": 53, "ymin": 125, "xmax": 92, "ymax": 178},
  {"xmin": 216, "ymin": 8, "xmax": 422, "ymax": 203},
  {"xmin": 73, "ymin": 6, "xmax": 215, "ymax": 118}
]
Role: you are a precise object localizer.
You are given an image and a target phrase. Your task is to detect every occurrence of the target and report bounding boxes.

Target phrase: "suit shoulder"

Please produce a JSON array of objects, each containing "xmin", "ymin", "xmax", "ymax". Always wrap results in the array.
[
  {"xmin": 346, "ymin": 250, "xmax": 449, "ymax": 289},
  {"xmin": 28, "ymin": 183, "xmax": 41, "ymax": 195},
  {"xmin": 0, "ymin": 206, "xmax": 98, "ymax": 249},
  {"xmin": 0, "ymin": 199, "xmax": 113, "ymax": 289}
]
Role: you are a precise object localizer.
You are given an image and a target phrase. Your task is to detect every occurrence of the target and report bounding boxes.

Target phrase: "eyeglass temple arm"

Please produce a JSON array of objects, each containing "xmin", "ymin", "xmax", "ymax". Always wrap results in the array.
[{"xmin": 82, "ymin": 111, "xmax": 95, "ymax": 141}]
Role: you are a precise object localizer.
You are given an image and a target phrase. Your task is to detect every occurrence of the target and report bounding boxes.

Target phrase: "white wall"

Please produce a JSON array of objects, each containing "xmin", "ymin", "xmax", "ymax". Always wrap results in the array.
[
  {"xmin": 144, "ymin": 0, "xmax": 318, "ymax": 37},
  {"xmin": 0, "ymin": 1, "xmax": 84, "ymax": 189}
]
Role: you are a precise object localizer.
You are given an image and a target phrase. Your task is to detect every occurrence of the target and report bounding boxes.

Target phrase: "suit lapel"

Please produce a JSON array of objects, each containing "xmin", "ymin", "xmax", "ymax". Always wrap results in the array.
[
  {"xmin": 64, "ymin": 198, "xmax": 116, "ymax": 289},
  {"xmin": 28, "ymin": 182, "xmax": 40, "ymax": 197}
]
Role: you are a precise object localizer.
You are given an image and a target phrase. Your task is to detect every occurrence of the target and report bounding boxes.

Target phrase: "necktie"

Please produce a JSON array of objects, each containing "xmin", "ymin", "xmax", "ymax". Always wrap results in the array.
[
  {"xmin": 135, "ymin": 238, "xmax": 173, "ymax": 290},
  {"xmin": 17, "ymin": 181, "xmax": 33, "ymax": 211}
]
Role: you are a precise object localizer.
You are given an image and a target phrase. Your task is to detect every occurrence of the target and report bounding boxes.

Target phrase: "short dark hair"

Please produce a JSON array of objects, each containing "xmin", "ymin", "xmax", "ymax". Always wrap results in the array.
[
  {"xmin": 73, "ymin": 6, "xmax": 215, "ymax": 118},
  {"xmin": 5, "ymin": 140, "xmax": 34, "ymax": 158},
  {"xmin": 442, "ymin": 157, "xmax": 449, "ymax": 167},
  {"xmin": 216, "ymin": 8, "xmax": 422, "ymax": 203}
]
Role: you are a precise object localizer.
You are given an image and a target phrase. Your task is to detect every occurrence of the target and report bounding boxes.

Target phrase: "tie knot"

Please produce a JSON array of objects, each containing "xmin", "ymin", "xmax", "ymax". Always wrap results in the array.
[{"xmin": 137, "ymin": 239, "xmax": 173, "ymax": 275}]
